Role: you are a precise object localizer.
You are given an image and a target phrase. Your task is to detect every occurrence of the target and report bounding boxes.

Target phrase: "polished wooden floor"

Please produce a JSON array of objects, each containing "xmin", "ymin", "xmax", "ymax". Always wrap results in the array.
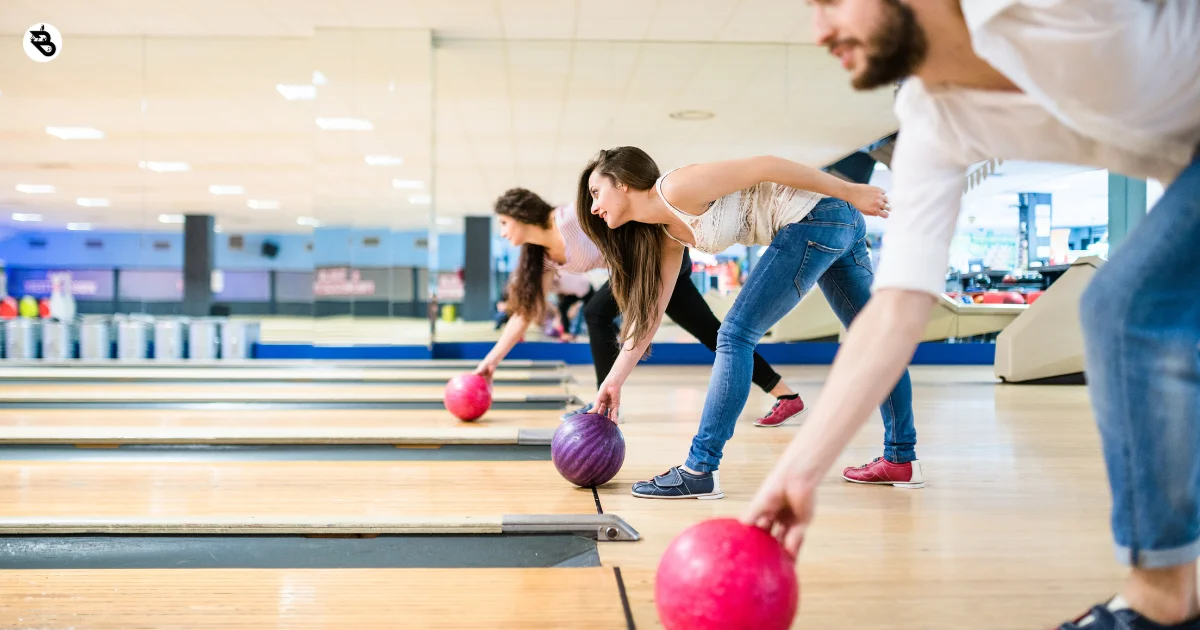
[
  {"xmin": 0, "ymin": 568, "xmax": 630, "ymax": 629},
  {"xmin": 0, "ymin": 364, "xmax": 1124, "ymax": 628},
  {"xmin": 0, "ymin": 460, "xmax": 595, "ymax": 526},
  {"xmin": 0, "ymin": 408, "xmax": 565, "ymax": 444},
  {"xmin": 594, "ymin": 365, "xmax": 1123, "ymax": 629},
  {"xmin": 0, "ymin": 367, "xmax": 567, "ymax": 382},
  {"xmin": 0, "ymin": 382, "xmax": 567, "ymax": 401}
]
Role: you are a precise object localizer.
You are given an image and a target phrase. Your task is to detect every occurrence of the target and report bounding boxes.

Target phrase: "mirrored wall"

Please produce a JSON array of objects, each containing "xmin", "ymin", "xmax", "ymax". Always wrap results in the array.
[
  {"xmin": 0, "ymin": 28, "xmax": 436, "ymax": 351},
  {"xmin": 429, "ymin": 40, "xmax": 894, "ymax": 345}
]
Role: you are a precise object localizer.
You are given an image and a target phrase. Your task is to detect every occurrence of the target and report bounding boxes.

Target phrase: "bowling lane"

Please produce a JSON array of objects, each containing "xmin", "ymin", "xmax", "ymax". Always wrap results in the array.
[
  {"xmin": 0, "ymin": 568, "xmax": 631, "ymax": 629},
  {"xmin": 0, "ymin": 366, "xmax": 572, "ymax": 386},
  {"xmin": 0, "ymin": 383, "xmax": 566, "ymax": 398},
  {"xmin": 0, "ymin": 383, "xmax": 578, "ymax": 410},
  {"xmin": 2, "ymin": 359, "xmax": 567, "ymax": 370},
  {"xmin": 0, "ymin": 460, "xmax": 598, "ymax": 530},
  {"xmin": 0, "ymin": 408, "xmax": 566, "ymax": 445}
]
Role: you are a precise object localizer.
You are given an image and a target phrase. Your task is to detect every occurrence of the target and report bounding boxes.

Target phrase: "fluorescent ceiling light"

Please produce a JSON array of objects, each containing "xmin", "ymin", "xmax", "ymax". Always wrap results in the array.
[
  {"xmin": 76, "ymin": 197, "xmax": 110, "ymax": 207},
  {"xmin": 276, "ymin": 84, "xmax": 317, "ymax": 101},
  {"xmin": 209, "ymin": 185, "xmax": 245, "ymax": 196},
  {"xmin": 312, "ymin": 71, "xmax": 328, "ymax": 86},
  {"xmin": 46, "ymin": 126, "xmax": 105, "ymax": 140},
  {"xmin": 67, "ymin": 222, "xmax": 92, "ymax": 231},
  {"xmin": 315, "ymin": 117, "xmax": 373, "ymax": 131},
  {"xmin": 12, "ymin": 213, "xmax": 42, "ymax": 222},
  {"xmin": 409, "ymin": 194, "xmax": 432, "ymax": 205},
  {"xmin": 16, "ymin": 184, "xmax": 54, "ymax": 194},
  {"xmin": 367, "ymin": 155, "xmax": 404, "ymax": 166},
  {"xmin": 139, "ymin": 161, "xmax": 190, "ymax": 173},
  {"xmin": 296, "ymin": 216, "xmax": 321, "ymax": 227},
  {"xmin": 392, "ymin": 179, "xmax": 423, "ymax": 190},
  {"xmin": 158, "ymin": 214, "xmax": 185, "ymax": 224},
  {"xmin": 247, "ymin": 199, "xmax": 280, "ymax": 210}
]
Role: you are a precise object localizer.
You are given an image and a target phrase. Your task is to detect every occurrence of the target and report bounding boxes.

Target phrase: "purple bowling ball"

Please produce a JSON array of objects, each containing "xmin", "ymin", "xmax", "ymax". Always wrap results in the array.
[{"xmin": 551, "ymin": 413, "xmax": 626, "ymax": 487}]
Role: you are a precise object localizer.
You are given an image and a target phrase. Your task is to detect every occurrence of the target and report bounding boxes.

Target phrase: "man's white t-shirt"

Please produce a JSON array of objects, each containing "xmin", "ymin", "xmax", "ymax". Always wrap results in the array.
[{"xmin": 874, "ymin": 0, "xmax": 1200, "ymax": 297}]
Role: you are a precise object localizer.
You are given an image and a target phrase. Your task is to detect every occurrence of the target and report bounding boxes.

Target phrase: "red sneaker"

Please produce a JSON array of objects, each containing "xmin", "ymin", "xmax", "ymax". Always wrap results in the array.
[
  {"xmin": 754, "ymin": 396, "xmax": 806, "ymax": 427},
  {"xmin": 842, "ymin": 457, "xmax": 925, "ymax": 489}
]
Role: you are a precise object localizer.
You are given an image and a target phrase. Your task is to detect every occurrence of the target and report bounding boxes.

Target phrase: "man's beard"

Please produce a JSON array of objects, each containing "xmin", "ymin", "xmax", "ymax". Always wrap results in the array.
[{"xmin": 851, "ymin": 0, "xmax": 928, "ymax": 90}]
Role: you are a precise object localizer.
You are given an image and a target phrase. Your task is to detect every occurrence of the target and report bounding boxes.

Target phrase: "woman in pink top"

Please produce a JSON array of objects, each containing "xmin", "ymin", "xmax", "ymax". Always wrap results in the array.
[{"xmin": 474, "ymin": 187, "xmax": 802, "ymax": 422}]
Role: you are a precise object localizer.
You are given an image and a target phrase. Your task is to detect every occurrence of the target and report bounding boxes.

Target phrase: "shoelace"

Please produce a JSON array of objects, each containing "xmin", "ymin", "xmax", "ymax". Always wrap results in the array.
[
  {"xmin": 852, "ymin": 457, "xmax": 883, "ymax": 470},
  {"xmin": 760, "ymin": 398, "xmax": 794, "ymax": 419}
]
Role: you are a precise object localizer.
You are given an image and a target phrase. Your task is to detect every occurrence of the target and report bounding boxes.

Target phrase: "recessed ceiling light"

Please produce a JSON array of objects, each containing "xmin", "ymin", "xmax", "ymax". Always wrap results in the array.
[
  {"xmin": 873, "ymin": 162, "xmax": 889, "ymax": 171},
  {"xmin": 158, "ymin": 214, "xmax": 185, "ymax": 224},
  {"xmin": 276, "ymin": 84, "xmax": 317, "ymax": 101},
  {"xmin": 367, "ymin": 155, "xmax": 404, "ymax": 166},
  {"xmin": 668, "ymin": 110, "xmax": 715, "ymax": 121},
  {"xmin": 16, "ymin": 184, "xmax": 54, "ymax": 194},
  {"xmin": 409, "ymin": 194, "xmax": 432, "ymax": 205},
  {"xmin": 139, "ymin": 161, "xmax": 191, "ymax": 173},
  {"xmin": 315, "ymin": 117, "xmax": 373, "ymax": 131},
  {"xmin": 46, "ymin": 126, "xmax": 105, "ymax": 140},
  {"xmin": 392, "ymin": 179, "xmax": 424, "ymax": 190},
  {"xmin": 12, "ymin": 213, "xmax": 42, "ymax": 222},
  {"xmin": 312, "ymin": 71, "xmax": 328, "ymax": 86},
  {"xmin": 209, "ymin": 185, "xmax": 245, "ymax": 196},
  {"xmin": 247, "ymin": 199, "xmax": 280, "ymax": 210},
  {"xmin": 297, "ymin": 216, "xmax": 321, "ymax": 227},
  {"xmin": 76, "ymin": 197, "xmax": 110, "ymax": 207},
  {"xmin": 67, "ymin": 222, "xmax": 92, "ymax": 231}
]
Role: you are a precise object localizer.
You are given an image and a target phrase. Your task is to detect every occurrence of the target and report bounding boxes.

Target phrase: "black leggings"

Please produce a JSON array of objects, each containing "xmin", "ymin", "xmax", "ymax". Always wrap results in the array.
[
  {"xmin": 583, "ymin": 250, "xmax": 783, "ymax": 392},
  {"xmin": 557, "ymin": 286, "xmax": 596, "ymax": 334}
]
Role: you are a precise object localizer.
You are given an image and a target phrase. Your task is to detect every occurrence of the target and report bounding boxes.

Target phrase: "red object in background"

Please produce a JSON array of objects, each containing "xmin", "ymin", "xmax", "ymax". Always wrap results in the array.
[
  {"xmin": 37, "ymin": 298, "xmax": 50, "ymax": 318},
  {"xmin": 0, "ymin": 297, "xmax": 16, "ymax": 319},
  {"xmin": 1003, "ymin": 292, "xmax": 1026, "ymax": 305},
  {"xmin": 1025, "ymin": 291, "xmax": 1045, "ymax": 305},
  {"xmin": 444, "ymin": 373, "xmax": 492, "ymax": 421},
  {"xmin": 980, "ymin": 292, "xmax": 1007, "ymax": 304}
]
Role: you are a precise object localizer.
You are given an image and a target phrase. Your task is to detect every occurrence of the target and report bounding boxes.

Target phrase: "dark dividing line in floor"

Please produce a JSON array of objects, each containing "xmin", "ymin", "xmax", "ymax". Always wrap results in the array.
[
  {"xmin": 614, "ymin": 567, "xmax": 636, "ymax": 630},
  {"xmin": 591, "ymin": 487, "xmax": 603, "ymax": 514}
]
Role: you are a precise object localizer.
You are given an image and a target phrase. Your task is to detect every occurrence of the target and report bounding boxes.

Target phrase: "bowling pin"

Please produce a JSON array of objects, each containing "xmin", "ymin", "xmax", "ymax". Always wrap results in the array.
[
  {"xmin": 48, "ymin": 275, "xmax": 68, "ymax": 321},
  {"xmin": 53, "ymin": 275, "xmax": 75, "ymax": 321}
]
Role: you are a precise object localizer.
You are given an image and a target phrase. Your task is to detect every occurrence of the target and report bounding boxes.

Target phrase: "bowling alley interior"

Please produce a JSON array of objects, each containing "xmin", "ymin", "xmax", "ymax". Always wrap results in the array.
[{"xmin": 0, "ymin": 3, "xmax": 1170, "ymax": 629}]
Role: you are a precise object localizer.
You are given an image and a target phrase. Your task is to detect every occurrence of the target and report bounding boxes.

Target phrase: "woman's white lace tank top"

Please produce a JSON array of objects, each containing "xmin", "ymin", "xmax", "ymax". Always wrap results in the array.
[{"xmin": 655, "ymin": 167, "xmax": 826, "ymax": 253}]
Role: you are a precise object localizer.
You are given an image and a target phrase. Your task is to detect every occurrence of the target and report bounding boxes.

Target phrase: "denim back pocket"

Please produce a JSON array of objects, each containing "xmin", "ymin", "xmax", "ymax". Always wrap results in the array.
[{"xmin": 794, "ymin": 240, "xmax": 844, "ymax": 299}]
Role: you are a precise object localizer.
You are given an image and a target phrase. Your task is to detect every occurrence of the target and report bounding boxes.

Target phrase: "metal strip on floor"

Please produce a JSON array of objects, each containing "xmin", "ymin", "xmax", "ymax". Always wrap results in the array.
[
  {"xmin": 0, "ymin": 428, "xmax": 556, "ymax": 447},
  {"xmin": 0, "ymin": 396, "xmax": 581, "ymax": 411},
  {"xmin": 0, "ymin": 534, "xmax": 601, "ymax": 569},
  {"xmin": 0, "ymin": 514, "xmax": 641, "ymax": 541}
]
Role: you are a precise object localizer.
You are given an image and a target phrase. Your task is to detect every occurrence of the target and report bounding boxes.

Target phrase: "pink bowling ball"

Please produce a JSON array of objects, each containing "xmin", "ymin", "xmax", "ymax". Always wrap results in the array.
[{"xmin": 444, "ymin": 373, "xmax": 492, "ymax": 421}]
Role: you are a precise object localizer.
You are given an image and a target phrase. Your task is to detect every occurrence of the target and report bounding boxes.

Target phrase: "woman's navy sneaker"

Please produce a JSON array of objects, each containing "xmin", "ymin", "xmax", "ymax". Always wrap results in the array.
[{"xmin": 631, "ymin": 466, "xmax": 723, "ymax": 499}]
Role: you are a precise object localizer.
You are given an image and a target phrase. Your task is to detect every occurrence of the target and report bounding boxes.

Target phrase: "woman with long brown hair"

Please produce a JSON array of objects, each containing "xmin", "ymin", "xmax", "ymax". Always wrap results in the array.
[
  {"xmin": 474, "ymin": 187, "xmax": 800, "ymax": 421},
  {"xmin": 577, "ymin": 146, "xmax": 919, "ymax": 499}
]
